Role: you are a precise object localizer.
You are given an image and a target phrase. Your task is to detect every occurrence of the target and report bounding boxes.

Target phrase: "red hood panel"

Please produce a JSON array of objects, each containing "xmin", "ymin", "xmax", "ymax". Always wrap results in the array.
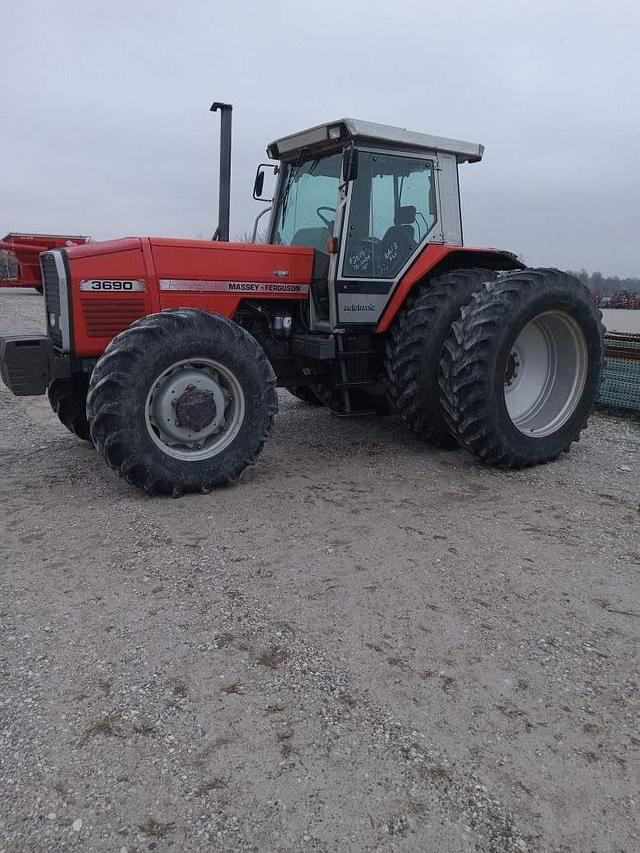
[{"xmin": 149, "ymin": 238, "xmax": 313, "ymax": 283}]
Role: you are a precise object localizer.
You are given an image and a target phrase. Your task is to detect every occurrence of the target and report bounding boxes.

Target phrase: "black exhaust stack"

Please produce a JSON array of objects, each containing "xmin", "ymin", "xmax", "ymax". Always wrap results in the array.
[{"xmin": 210, "ymin": 101, "xmax": 233, "ymax": 241}]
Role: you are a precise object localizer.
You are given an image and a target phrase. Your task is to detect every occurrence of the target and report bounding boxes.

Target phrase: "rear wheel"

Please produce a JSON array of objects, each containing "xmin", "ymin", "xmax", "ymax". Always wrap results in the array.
[
  {"xmin": 47, "ymin": 375, "xmax": 91, "ymax": 442},
  {"xmin": 385, "ymin": 268, "xmax": 499, "ymax": 446},
  {"xmin": 87, "ymin": 309, "xmax": 278, "ymax": 495},
  {"xmin": 438, "ymin": 268, "xmax": 604, "ymax": 467}
]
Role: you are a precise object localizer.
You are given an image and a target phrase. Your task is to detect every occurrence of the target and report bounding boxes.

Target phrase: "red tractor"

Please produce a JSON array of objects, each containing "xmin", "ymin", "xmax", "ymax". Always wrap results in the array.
[
  {"xmin": 0, "ymin": 233, "xmax": 90, "ymax": 292},
  {"xmin": 0, "ymin": 103, "xmax": 604, "ymax": 495}
]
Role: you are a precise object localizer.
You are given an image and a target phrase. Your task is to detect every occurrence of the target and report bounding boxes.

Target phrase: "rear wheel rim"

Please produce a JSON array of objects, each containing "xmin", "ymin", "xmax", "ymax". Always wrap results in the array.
[
  {"xmin": 145, "ymin": 358, "xmax": 245, "ymax": 461},
  {"xmin": 504, "ymin": 311, "xmax": 588, "ymax": 437}
]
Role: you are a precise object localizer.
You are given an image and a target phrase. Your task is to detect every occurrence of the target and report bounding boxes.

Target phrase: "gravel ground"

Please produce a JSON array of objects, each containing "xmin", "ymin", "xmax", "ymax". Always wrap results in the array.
[{"xmin": 1, "ymin": 289, "xmax": 639, "ymax": 853}]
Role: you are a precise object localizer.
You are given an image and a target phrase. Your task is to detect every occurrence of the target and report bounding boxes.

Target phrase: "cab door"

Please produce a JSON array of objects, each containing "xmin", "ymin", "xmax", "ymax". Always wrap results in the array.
[{"xmin": 334, "ymin": 149, "xmax": 441, "ymax": 328}]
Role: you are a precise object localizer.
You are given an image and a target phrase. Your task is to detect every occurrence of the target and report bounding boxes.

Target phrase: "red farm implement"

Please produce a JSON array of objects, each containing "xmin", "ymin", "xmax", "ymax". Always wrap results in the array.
[{"xmin": 0, "ymin": 233, "xmax": 90, "ymax": 292}]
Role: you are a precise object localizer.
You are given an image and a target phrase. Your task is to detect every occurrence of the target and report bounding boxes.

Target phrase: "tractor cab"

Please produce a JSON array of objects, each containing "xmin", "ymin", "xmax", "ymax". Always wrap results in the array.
[{"xmin": 255, "ymin": 119, "xmax": 483, "ymax": 331}]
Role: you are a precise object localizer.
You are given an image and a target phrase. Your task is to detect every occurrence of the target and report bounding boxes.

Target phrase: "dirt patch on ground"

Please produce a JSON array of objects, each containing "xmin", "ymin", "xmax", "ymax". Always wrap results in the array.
[{"xmin": 1, "ymin": 289, "xmax": 639, "ymax": 852}]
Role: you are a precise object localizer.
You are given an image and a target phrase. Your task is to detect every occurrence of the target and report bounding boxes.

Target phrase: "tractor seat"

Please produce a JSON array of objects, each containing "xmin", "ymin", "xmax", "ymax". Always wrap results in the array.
[
  {"xmin": 379, "ymin": 205, "xmax": 417, "ymax": 276},
  {"xmin": 291, "ymin": 227, "xmax": 332, "ymax": 253}
]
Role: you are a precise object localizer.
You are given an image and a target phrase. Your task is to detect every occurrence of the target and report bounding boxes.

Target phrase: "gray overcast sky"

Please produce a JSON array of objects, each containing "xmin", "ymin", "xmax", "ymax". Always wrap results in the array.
[{"xmin": 2, "ymin": 0, "xmax": 639, "ymax": 276}]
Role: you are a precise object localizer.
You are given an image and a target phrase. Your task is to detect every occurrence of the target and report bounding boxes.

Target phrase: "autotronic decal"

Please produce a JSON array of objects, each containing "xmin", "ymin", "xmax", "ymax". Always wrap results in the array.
[
  {"xmin": 337, "ymin": 291, "xmax": 388, "ymax": 321},
  {"xmin": 158, "ymin": 279, "xmax": 310, "ymax": 294}
]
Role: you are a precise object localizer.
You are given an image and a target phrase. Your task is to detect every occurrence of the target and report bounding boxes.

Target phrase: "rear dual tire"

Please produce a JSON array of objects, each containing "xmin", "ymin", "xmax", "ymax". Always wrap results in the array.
[
  {"xmin": 438, "ymin": 268, "xmax": 604, "ymax": 466},
  {"xmin": 385, "ymin": 267, "xmax": 499, "ymax": 446},
  {"xmin": 386, "ymin": 266, "xmax": 603, "ymax": 467}
]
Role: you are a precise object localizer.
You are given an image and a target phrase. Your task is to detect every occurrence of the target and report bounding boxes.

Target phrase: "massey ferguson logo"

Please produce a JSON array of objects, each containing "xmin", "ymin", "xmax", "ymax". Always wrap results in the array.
[
  {"xmin": 227, "ymin": 282, "xmax": 304, "ymax": 293},
  {"xmin": 158, "ymin": 279, "xmax": 310, "ymax": 294},
  {"xmin": 80, "ymin": 280, "xmax": 145, "ymax": 292}
]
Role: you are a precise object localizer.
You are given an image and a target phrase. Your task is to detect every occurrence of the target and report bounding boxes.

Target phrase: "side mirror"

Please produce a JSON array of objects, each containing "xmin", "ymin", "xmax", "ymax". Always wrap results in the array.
[
  {"xmin": 253, "ymin": 170, "xmax": 265, "ymax": 198},
  {"xmin": 253, "ymin": 163, "xmax": 278, "ymax": 202}
]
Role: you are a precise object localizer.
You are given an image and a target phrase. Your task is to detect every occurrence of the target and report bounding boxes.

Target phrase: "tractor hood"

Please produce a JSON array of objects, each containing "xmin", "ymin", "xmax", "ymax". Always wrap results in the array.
[{"xmin": 48, "ymin": 237, "xmax": 315, "ymax": 358}]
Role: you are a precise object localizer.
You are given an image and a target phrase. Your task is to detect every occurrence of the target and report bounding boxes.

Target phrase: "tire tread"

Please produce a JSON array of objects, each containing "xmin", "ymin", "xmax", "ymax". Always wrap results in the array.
[
  {"xmin": 87, "ymin": 308, "xmax": 277, "ymax": 496},
  {"xmin": 385, "ymin": 268, "xmax": 499, "ymax": 446},
  {"xmin": 47, "ymin": 375, "xmax": 91, "ymax": 442},
  {"xmin": 438, "ymin": 268, "xmax": 605, "ymax": 467}
]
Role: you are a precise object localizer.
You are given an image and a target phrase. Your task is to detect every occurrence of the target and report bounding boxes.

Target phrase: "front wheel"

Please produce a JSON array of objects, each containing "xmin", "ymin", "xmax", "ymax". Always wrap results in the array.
[
  {"xmin": 87, "ymin": 309, "xmax": 278, "ymax": 495},
  {"xmin": 439, "ymin": 269, "xmax": 604, "ymax": 467},
  {"xmin": 47, "ymin": 375, "xmax": 92, "ymax": 442}
]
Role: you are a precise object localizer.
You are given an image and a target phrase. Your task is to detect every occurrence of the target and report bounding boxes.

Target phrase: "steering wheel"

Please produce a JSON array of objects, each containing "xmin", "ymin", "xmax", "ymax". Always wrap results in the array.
[{"xmin": 316, "ymin": 206, "xmax": 335, "ymax": 228}]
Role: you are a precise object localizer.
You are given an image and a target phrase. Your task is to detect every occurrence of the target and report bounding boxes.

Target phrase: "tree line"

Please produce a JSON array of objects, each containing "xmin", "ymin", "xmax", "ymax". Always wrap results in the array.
[{"xmin": 568, "ymin": 270, "xmax": 640, "ymax": 296}]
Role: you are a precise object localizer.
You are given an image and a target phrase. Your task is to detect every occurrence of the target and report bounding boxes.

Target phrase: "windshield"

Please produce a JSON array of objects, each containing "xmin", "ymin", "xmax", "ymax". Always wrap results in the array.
[{"xmin": 272, "ymin": 152, "xmax": 343, "ymax": 252}]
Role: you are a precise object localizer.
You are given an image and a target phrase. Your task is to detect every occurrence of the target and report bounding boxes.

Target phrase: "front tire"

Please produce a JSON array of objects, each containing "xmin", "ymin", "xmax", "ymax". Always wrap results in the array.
[
  {"xmin": 438, "ymin": 269, "xmax": 604, "ymax": 467},
  {"xmin": 87, "ymin": 309, "xmax": 278, "ymax": 495},
  {"xmin": 47, "ymin": 375, "xmax": 91, "ymax": 442}
]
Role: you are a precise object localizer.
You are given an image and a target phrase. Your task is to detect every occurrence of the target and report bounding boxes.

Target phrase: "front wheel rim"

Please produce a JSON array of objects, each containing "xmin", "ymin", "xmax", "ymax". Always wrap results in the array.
[
  {"xmin": 145, "ymin": 358, "xmax": 245, "ymax": 461},
  {"xmin": 504, "ymin": 311, "xmax": 588, "ymax": 437}
]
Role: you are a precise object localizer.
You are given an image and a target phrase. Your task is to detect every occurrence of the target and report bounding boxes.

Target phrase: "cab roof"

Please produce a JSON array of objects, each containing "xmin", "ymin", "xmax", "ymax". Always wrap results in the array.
[{"xmin": 267, "ymin": 118, "xmax": 484, "ymax": 164}]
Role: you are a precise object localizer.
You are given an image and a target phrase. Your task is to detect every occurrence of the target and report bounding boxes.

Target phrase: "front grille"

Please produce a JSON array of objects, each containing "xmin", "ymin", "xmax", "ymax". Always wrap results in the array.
[
  {"xmin": 41, "ymin": 252, "xmax": 63, "ymax": 347},
  {"xmin": 82, "ymin": 298, "xmax": 145, "ymax": 338}
]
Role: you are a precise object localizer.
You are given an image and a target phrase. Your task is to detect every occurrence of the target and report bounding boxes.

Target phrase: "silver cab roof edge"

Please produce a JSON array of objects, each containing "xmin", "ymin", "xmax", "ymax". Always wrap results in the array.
[{"xmin": 267, "ymin": 118, "xmax": 484, "ymax": 164}]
